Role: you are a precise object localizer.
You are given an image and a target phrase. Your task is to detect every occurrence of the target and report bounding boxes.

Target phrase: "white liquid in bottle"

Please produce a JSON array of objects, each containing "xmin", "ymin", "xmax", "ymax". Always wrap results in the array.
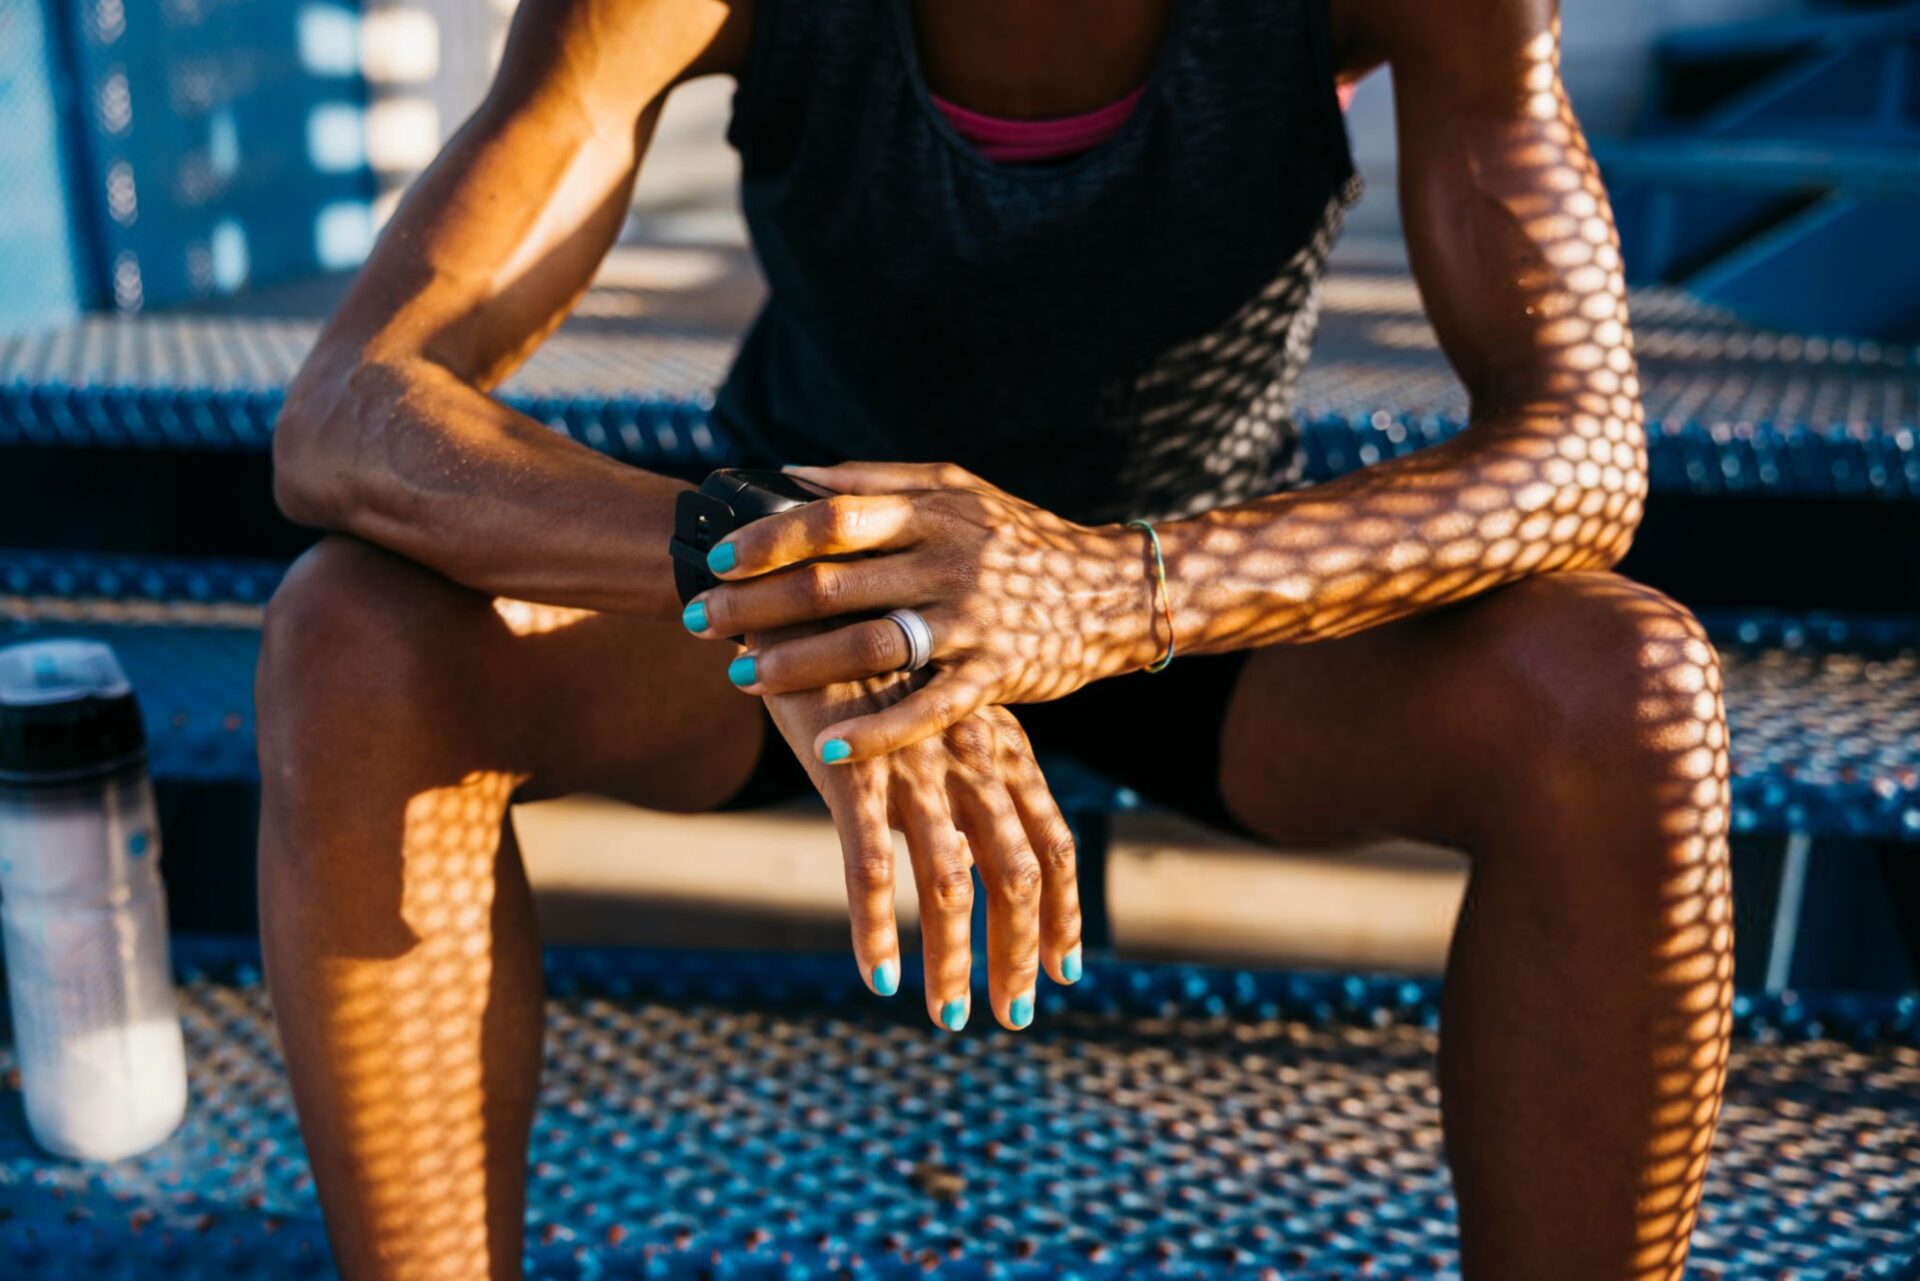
[{"xmin": 0, "ymin": 640, "xmax": 187, "ymax": 1161}]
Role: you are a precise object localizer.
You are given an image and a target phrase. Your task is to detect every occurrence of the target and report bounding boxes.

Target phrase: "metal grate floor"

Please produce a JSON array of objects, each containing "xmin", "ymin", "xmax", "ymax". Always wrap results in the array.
[{"xmin": 1, "ymin": 946, "xmax": 1916, "ymax": 1278}]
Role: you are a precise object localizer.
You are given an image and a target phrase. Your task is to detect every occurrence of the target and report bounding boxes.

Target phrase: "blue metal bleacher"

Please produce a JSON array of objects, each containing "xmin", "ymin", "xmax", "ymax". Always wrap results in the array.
[
  {"xmin": 0, "ymin": 938, "xmax": 1914, "ymax": 1279},
  {"xmin": 7, "ymin": 549, "xmax": 1920, "ymax": 849},
  {"xmin": 3, "ymin": 270, "xmax": 1920, "ymax": 498},
  {"xmin": 0, "ymin": 4, "xmax": 1914, "ymax": 1273},
  {"xmin": 3, "ymin": 263, "xmax": 1919, "ymax": 855}
]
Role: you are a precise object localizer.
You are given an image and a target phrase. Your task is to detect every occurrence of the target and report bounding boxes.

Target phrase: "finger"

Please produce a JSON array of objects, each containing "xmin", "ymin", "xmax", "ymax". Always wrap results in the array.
[
  {"xmin": 782, "ymin": 461, "xmax": 978, "ymax": 496},
  {"xmin": 733, "ymin": 612, "xmax": 959, "ymax": 694},
  {"xmin": 690, "ymin": 559, "xmax": 922, "ymax": 639},
  {"xmin": 706, "ymin": 494, "xmax": 920, "ymax": 581},
  {"xmin": 826, "ymin": 771, "xmax": 902, "ymax": 997},
  {"xmin": 893, "ymin": 774, "xmax": 974, "ymax": 1032},
  {"xmin": 992, "ymin": 711, "xmax": 1083, "ymax": 985},
  {"xmin": 814, "ymin": 667, "xmax": 994, "ymax": 765},
  {"xmin": 948, "ymin": 766, "xmax": 1041, "ymax": 1032}
]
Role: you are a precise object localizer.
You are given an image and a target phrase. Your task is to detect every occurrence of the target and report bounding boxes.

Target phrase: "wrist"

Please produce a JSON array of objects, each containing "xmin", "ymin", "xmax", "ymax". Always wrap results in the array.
[{"xmin": 1087, "ymin": 521, "xmax": 1180, "ymax": 678}]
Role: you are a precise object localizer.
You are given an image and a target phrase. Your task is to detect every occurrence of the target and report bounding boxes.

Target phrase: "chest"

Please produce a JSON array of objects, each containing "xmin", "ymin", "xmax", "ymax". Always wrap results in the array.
[
  {"xmin": 905, "ymin": 0, "xmax": 1173, "ymax": 118},
  {"xmin": 732, "ymin": 0, "xmax": 1349, "ymax": 377}
]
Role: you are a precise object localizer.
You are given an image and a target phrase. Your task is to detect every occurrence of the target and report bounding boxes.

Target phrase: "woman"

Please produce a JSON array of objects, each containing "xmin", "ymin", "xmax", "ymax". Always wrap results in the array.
[{"xmin": 261, "ymin": 0, "xmax": 1732, "ymax": 1276}]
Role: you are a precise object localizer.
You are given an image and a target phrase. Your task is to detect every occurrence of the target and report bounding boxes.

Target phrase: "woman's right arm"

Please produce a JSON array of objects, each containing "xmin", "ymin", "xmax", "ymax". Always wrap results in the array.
[{"xmin": 274, "ymin": 0, "xmax": 747, "ymax": 617}]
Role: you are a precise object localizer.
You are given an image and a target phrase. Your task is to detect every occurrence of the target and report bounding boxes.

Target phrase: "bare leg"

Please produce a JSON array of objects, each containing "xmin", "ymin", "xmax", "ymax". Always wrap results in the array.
[
  {"xmin": 1219, "ymin": 572, "xmax": 1732, "ymax": 1280},
  {"xmin": 257, "ymin": 536, "xmax": 763, "ymax": 1279}
]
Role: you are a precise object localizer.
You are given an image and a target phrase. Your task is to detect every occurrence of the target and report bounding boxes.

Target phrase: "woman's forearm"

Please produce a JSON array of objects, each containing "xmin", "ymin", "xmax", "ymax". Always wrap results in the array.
[
  {"xmin": 263, "ymin": 0, "xmax": 751, "ymax": 619},
  {"xmin": 1152, "ymin": 401, "xmax": 1648, "ymax": 657},
  {"xmin": 275, "ymin": 353, "xmax": 689, "ymax": 618}
]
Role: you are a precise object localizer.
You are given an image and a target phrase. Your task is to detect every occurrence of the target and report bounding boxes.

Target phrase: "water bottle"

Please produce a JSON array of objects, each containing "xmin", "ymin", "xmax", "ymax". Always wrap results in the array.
[{"xmin": 0, "ymin": 639, "xmax": 187, "ymax": 1161}]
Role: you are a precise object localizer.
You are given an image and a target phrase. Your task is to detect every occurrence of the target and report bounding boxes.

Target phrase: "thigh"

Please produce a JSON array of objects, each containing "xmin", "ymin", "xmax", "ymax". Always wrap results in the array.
[
  {"xmin": 484, "ymin": 601, "xmax": 771, "ymax": 811},
  {"xmin": 1215, "ymin": 570, "xmax": 1683, "ymax": 852},
  {"xmin": 260, "ymin": 535, "xmax": 771, "ymax": 813}
]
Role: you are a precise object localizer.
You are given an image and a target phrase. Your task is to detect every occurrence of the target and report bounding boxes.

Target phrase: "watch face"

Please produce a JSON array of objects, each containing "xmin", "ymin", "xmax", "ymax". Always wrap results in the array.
[
  {"xmin": 707, "ymin": 468, "xmax": 834, "ymax": 521},
  {"xmin": 725, "ymin": 469, "xmax": 836, "ymax": 503}
]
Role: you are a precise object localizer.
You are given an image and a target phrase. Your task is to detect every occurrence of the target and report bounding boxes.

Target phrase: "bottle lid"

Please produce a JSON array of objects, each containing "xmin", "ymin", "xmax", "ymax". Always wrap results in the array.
[{"xmin": 0, "ymin": 640, "xmax": 147, "ymax": 786}]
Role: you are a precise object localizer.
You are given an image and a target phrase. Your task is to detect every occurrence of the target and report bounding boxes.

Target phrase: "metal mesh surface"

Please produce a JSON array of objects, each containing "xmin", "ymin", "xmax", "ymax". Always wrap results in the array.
[
  {"xmin": 1300, "ymin": 274, "xmax": 1920, "ymax": 498},
  {"xmin": 0, "ymin": 945, "xmax": 1914, "ymax": 1279},
  {"xmin": 1714, "ymin": 614, "xmax": 1920, "ymax": 838},
  {"xmin": 4, "ymin": 270, "xmax": 1918, "ymax": 495}
]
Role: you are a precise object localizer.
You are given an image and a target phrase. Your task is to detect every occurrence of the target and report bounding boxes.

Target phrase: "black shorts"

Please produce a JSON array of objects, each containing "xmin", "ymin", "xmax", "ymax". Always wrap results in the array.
[{"xmin": 721, "ymin": 650, "xmax": 1256, "ymax": 835}]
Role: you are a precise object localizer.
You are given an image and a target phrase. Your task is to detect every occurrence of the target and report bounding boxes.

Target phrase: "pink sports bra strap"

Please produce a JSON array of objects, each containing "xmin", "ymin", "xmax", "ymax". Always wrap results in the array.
[{"xmin": 930, "ymin": 85, "xmax": 1147, "ymax": 164}]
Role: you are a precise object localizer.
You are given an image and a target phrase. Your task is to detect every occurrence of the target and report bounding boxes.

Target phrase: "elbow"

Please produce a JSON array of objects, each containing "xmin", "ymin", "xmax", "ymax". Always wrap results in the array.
[
  {"xmin": 272, "ymin": 354, "xmax": 374, "ymax": 531},
  {"xmin": 272, "ymin": 404, "xmax": 339, "ymax": 529},
  {"xmin": 271, "ymin": 399, "xmax": 328, "ymax": 529}
]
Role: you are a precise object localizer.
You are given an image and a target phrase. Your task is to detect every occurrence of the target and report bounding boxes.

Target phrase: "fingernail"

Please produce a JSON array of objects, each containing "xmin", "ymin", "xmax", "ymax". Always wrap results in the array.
[
  {"xmin": 871, "ymin": 960, "xmax": 899, "ymax": 997},
  {"xmin": 1009, "ymin": 994, "xmax": 1034, "ymax": 1029},
  {"xmin": 820, "ymin": 738, "xmax": 852, "ymax": 764},
  {"xmin": 940, "ymin": 999, "xmax": 968, "ymax": 1032},
  {"xmin": 706, "ymin": 541, "xmax": 737, "ymax": 574},
  {"xmin": 682, "ymin": 601, "xmax": 708, "ymax": 633},
  {"xmin": 728, "ymin": 655, "xmax": 757, "ymax": 687},
  {"xmin": 1062, "ymin": 947, "xmax": 1083, "ymax": 984}
]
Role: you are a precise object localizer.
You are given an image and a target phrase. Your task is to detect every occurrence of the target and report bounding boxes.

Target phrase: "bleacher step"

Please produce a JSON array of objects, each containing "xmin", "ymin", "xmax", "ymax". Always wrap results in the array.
[{"xmin": 5, "ymin": 550, "xmax": 1918, "ymax": 840}]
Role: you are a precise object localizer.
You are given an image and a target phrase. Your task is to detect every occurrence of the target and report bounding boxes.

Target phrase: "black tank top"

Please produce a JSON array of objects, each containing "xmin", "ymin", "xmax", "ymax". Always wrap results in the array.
[{"xmin": 716, "ymin": 0, "xmax": 1361, "ymax": 524}]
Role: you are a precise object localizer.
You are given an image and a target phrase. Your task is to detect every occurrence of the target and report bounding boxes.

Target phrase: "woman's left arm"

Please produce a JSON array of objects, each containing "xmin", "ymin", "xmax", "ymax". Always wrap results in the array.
[{"xmin": 686, "ymin": 0, "xmax": 1647, "ymax": 763}]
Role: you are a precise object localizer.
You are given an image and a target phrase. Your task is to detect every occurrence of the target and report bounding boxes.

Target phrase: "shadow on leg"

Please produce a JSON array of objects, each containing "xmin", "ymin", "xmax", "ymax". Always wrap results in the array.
[
  {"xmin": 256, "ymin": 536, "xmax": 760, "ymax": 1279},
  {"xmin": 1219, "ymin": 571, "xmax": 1732, "ymax": 1280}
]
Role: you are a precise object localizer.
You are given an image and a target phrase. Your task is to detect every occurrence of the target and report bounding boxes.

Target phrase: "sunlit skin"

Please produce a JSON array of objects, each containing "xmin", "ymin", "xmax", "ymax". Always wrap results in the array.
[{"xmin": 259, "ymin": 0, "xmax": 1731, "ymax": 1277}]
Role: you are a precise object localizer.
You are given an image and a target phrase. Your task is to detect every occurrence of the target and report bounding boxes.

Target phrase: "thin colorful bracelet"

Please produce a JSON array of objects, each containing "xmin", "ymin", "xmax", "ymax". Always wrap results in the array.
[{"xmin": 1125, "ymin": 519, "xmax": 1176, "ymax": 673}]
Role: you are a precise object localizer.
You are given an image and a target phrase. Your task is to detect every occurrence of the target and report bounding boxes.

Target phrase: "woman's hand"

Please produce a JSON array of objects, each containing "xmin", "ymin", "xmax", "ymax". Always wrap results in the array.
[
  {"xmin": 762, "ymin": 666, "xmax": 1083, "ymax": 1030},
  {"xmin": 686, "ymin": 462, "xmax": 1162, "ymax": 764}
]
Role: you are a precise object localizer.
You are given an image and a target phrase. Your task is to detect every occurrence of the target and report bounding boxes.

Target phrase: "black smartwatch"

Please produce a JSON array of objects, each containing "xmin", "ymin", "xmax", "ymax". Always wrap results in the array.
[{"xmin": 670, "ymin": 468, "xmax": 833, "ymax": 607}]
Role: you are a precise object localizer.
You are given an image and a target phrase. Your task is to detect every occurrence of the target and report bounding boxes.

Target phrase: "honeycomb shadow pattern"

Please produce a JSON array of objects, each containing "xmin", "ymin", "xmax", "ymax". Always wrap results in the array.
[{"xmin": 1, "ymin": 944, "xmax": 1915, "ymax": 1279}]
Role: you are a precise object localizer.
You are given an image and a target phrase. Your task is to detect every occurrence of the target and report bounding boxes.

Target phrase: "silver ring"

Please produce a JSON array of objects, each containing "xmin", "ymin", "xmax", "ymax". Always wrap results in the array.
[{"xmin": 884, "ymin": 608, "xmax": 934, "ymax": 672}]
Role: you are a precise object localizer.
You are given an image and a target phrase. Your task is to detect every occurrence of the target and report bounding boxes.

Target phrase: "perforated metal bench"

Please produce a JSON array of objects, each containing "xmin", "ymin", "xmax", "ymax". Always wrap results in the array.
[
  {"xmin": 4, "ymin": 269, "xmax": 1917, "ymax": 1275},
  {"xmin": 4, "ymin": 270, "xmax": 1918, "ymax": 498},
  {"xmin": 0, "ymin": 940, "xmax": 1914, "ymax": 1279}
]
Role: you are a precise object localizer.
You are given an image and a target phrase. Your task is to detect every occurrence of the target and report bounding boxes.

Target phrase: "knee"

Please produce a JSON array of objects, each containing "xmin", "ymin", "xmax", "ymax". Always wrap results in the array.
[
  {"xmin": 1476, "ymin": 572, "xmax": 1728, "ymax": 825},
  {"xmin": 256, "ymin": 536, "xmax": 487, "ymax": 788}
]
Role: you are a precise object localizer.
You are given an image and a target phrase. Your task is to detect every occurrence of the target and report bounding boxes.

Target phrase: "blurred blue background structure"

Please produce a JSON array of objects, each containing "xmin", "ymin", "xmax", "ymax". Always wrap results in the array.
[
  {"xmin": 1344, "ymin": 0, "xmax": 1920, "ymax": 339},
  {"xmin": 3, "ymin": 0, "xmax": 382, "ymax": 324},
  {"xmin": 0, "ymin": 0, "xmax": 95, "ymax": 333},
  {"xmin": 10, "ymin": 0, "xmax": 1920, "ymax": 335},
  {"xmin": 2, "ymin": 0, "xmax": 1920, "ymax": 1275},
  {"xmin": 1603, "ymin": 4, "xmax": 1920, "ymax": 336}
]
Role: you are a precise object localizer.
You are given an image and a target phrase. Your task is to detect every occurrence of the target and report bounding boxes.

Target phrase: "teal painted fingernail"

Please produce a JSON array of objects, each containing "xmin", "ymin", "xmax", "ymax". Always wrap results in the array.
[
  {"xmin": 820, "ymin": 738, "xmax": 851, "ymax": 764},
  {"xmin": 1009, "ymin": 994, "xmax": 1035, "ymax": 1029},
  {"xmin": 1062, "ymin": 948, "xmax": 1083, "ymax": 984},
  {"xmin": 728, "ymin": 655, "xmax": 756, "ymax": 687},
  {"xmin": 682, "ymin": 601, "xmax": 708, "ymax": 633},
  {"xmin": 871, "ymin": 960, "xmax": 899, "ymax": 997},
  {"xmin": 940, "ymin": 999, "xmax": 968, "ymax": 1032},
  {"xmin": 706, "ymin": 541, "xmax": 737, "ymax": 574}
]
